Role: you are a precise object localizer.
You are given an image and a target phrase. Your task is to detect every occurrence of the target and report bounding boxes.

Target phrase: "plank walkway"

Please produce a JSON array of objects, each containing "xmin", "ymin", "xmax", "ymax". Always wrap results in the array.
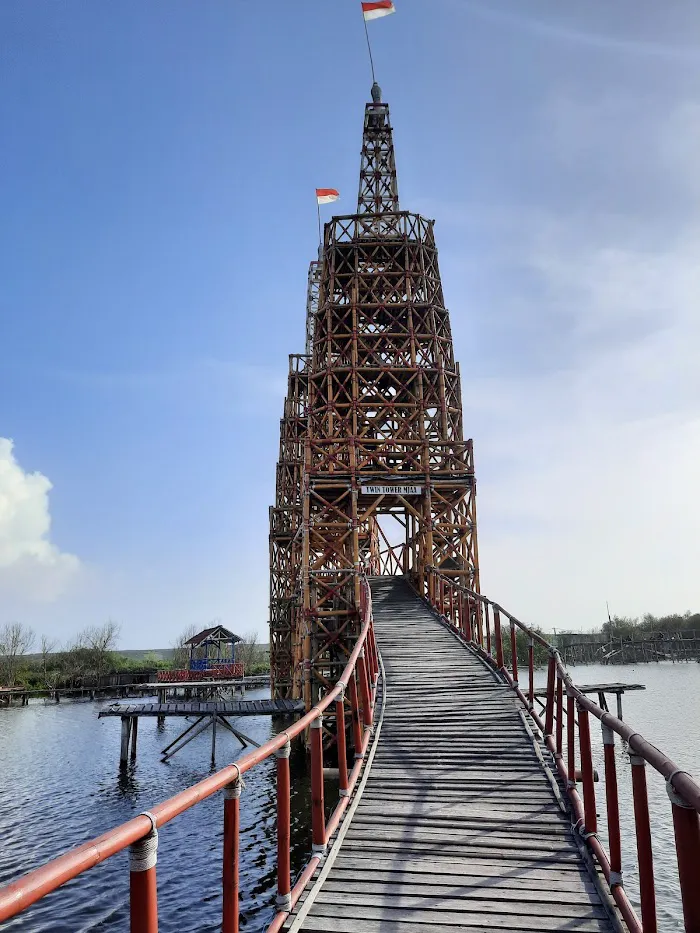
[
  {"xmin": 291, "ymin": 577, "xmax": 617, "ymax": 933},
  {"xmin": 97, "ymin": 698, "xmax": 302, "ymax": 717}
]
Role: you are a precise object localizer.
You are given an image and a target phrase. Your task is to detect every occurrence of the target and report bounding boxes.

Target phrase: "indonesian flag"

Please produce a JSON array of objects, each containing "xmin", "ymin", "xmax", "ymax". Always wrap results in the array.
[
  {"xmin": 362, "ymin": 1, "xmax": 396, "ymax": 21},
  {"xmin": 316, "ymin": 188, "xmax": 340, "ymax": 205}
]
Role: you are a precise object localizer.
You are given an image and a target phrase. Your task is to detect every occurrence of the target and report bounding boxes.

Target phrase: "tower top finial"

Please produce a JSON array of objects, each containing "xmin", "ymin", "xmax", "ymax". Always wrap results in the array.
[{"xmin": 371, "ymin": 81, "xmax": 382, "ymax": 103}]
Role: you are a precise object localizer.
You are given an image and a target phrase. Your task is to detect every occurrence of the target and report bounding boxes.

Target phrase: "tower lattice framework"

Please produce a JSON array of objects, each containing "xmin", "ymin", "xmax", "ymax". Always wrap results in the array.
[{"xmin": 270, "ymin": 86, "xmax": 479, "ymax": 706}]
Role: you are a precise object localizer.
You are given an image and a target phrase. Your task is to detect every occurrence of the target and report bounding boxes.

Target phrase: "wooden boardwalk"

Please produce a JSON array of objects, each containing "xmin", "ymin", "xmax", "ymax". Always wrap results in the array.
[
  {"xmin": 98, "ymin": 698, "xmax": 302, "ymax": 718},
  {"xmin": 290, "ymin": 577, "xmax": 618, "ymax": 933}
]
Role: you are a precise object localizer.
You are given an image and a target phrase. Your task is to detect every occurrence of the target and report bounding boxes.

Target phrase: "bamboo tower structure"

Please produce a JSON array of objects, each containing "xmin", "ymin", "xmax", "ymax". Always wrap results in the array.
[{"xmin": 270, "ymin": 84, "xmax": 479, "ymax": 706}]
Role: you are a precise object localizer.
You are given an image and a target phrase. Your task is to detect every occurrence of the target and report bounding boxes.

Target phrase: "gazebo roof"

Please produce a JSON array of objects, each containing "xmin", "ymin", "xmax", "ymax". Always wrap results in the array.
[{"xmin": 185, "ymin": 625, "xmax": 241, "ymax": 648}]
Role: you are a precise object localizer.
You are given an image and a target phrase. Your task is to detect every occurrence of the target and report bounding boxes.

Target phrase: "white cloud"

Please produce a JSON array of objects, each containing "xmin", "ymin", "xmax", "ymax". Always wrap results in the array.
[
  {"xmin": 0, "ymin": 439, "xmax": 80, "ymax": 602},
  {"xmin": 448, "ymin": 95, "xmax": 700, "ymax": 630}
]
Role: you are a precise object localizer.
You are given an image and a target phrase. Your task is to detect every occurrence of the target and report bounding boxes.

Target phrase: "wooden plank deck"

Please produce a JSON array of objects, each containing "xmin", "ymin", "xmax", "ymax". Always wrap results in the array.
[
  {"xmin": 97, "ymin": 698, "xmax": 303, "ymax": 718},
  {"xmin": 290, "ymin": 577, "xmax": 617, "ymax": 933}
]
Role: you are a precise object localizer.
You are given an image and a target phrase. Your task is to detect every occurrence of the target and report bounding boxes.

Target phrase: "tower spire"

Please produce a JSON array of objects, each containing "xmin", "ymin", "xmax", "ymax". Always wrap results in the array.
[{"xmin": 357, "ymin": 88, "xmax": 399, "ymax": 214}]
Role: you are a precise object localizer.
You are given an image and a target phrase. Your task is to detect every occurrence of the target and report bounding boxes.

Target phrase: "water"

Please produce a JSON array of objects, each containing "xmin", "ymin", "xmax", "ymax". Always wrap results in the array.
[
  {"xmin": 0, "ymin": 689, "xmax": 317, "ymax": 933},
  {"xmin": 1, "ymin": 665, "xmax": 699, "ymax": 931},
  {"xmin": 535, "ymin": 661, "xmax": 700, "ymax": 931}
]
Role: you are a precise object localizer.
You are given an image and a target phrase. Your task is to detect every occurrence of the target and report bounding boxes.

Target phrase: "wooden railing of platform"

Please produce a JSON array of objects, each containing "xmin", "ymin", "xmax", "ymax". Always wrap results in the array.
[
  {"xmin": 0, "ymin": 577, "xmax": 380, "ymax": 933},
  {"xmin": 425, "ymin": 566, "xmax": 700, "ymax": 933}
]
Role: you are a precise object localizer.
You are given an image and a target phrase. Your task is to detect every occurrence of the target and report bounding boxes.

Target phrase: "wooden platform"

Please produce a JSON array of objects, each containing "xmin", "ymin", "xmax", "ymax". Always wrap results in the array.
[
  {"xmin": 98, "ymin": 698, "xmax": 302, "ymax": 718},
  {"xmin": 289, "ymin": 577, "xmax": 617, "ymax": 933}
]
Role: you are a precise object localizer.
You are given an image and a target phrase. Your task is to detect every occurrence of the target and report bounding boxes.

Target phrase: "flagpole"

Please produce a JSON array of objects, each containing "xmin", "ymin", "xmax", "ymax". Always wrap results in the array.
[
  {"xmin": 317, "ymin": 200, "xmax": 322, "ymax": 249},
  {"xmin": 362, "ymin": 15, "xmax": 377, "ymax": 84}
]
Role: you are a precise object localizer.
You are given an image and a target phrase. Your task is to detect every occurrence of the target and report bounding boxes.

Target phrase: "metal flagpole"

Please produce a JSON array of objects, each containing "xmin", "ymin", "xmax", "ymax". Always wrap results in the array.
[
  {"xmin": 362, "ymin": 15, "xmax": 377, "ymax": 84},
  {"xmin": 317, "ymin": 200, "xmax": 322, "ymax": 249}
]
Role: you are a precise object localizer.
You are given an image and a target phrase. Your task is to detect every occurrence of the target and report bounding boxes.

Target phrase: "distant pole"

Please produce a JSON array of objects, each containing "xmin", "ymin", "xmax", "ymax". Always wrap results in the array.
[
  {"xmin": 362, "ymin": 15, "xmax": 377, "ymax": 84},
  {"xmin": 317, "ymin": 201, "xmax": 322, "ymax": 249}
]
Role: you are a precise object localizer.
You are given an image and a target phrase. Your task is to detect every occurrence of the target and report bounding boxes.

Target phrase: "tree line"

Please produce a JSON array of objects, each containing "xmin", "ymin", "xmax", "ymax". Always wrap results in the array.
[{"xmin": 0, "ymin": 621, "xmax": 268, "ymax": 689}]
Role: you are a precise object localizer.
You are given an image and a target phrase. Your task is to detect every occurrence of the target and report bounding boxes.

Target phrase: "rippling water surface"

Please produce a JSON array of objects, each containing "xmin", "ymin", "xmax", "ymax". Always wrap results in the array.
[
  {"xmin": 1, "ymin": 664, "xmax": 699, "ymax": 931},
  {"xmin": 0, "ymin": 689, "xmax": 317, "ymax": 932},
  {"xmin": 536, "ymin": 661, "xmax": 700, "ymax": 931}
]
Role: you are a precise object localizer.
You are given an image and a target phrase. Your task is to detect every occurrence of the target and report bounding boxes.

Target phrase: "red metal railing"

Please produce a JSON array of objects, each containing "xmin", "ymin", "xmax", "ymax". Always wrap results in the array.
[
  {"xmin": 425, "ymin": 566, "xmax": 700, "ymax": 933},
  {"xmin": 156, "ymin": 663, "xmax": 244, "ymax": 682},
  {"xmin": 0, "ymin": 577, "xmax": 381, "ymax": 933}
]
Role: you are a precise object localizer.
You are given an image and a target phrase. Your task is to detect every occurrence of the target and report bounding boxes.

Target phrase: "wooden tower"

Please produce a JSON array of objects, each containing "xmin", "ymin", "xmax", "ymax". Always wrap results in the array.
[{"xmin": 270, "ymin": 84, "xmax": 479, "ymax": 706}]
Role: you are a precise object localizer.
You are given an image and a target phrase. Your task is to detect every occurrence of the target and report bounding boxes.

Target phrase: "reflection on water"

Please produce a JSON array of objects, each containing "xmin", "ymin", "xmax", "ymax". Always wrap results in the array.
[
  {"xmin": 0, "ymin": 689, "xmax": 315, "ymax": 933},
  {"xmin": 535, "ymin": 661, "xmax": 700, "ymax": 931},
  {"xmin": 1, "ymin": 665, "xmax": 698, "ymax": 931}
]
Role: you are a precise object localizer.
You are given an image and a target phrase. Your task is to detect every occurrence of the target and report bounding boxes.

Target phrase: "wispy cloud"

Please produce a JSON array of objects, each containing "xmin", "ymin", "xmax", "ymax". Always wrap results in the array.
[{"xmin": 447, "ymin": 0, "xmax": 700, "ymax": 63}]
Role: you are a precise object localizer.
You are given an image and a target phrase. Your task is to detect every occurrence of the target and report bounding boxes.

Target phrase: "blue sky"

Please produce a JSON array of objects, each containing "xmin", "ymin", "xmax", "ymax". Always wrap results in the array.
[{"xmin": 1, "ymin": 0, "xmax": 699, "ymax": 647}]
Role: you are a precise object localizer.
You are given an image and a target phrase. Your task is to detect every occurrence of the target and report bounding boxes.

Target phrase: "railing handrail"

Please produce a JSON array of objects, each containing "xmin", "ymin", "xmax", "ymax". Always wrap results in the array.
[
  {"xmin": 0, "ymin": 576, "xmax": 381, "ymax": 931},
  {"xmin": 425, "ymin": 565, "xmax": 700, "ymax": 933},
  {"xmin": 427, "ymin": 566, "xmax": 700, "ymax": 811}
]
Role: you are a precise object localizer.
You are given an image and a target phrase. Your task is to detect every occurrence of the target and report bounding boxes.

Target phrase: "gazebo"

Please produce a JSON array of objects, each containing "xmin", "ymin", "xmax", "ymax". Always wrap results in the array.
[{"xmin": 185, "ymin": 625, "xmax": 242, "ymax": 674}]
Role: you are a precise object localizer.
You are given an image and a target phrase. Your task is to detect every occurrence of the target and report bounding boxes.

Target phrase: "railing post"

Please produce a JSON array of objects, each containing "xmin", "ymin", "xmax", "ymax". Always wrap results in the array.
[
  {"xmin": 357, "ymin": 649, "xmax": 373, "ymax": 729},
  {"xmin": 566, "ymin": 688, "xmax": 576, "ymax": 787},
  {"xmin": 601, "ymin": 723, "xmax": 622, "ymax": 889},
  {"xmin": 668, "ymin": 779, "xmax": 700, "ymax": 931},
  {"xmin": 464, "ymin": 593, "xmax": 473, "ymax": 641},
  {"xmin": 509, "ymin": 620, "xmax": 518, "ymax": 684},
  {"xmin": 335, "ymin": 689, "xmax": 349, "ymax": 797},
  {"xmin": 555, "ymin": 674, "xmax": 563, "ymax": 760},
  {"xmin": 222, "ymin": 777, "xmax": 242, "ymax": 933},
  {"xmin": 528, "ymin": 637, "xmax": 534, "ymax": 708},
  {"xmin": 485, "ymin": 603, "xmax": 492, "ymax": 656},
  {"xmin": 630, "ymin": 755, "xmax": 657, "ymax": 933},
  {"xmin": 310, "ymin": 715, "xmax": 327, "ymax": 855},
  {"xmin": 130, "ymin": 812, "xmax": 159, "ymax": 933},
  {"xmin": 577, "ymin": 705, "xmax": 597, "ymax": 834},
  {"xmin": 493, "ymin": 607, "xmax": 504, "ymax": 668},
  {"xmin": 348, "ymin": 672, "xmax": 363, "ymax": 758},
  {"xmin": 275, "ymin": 741, "xmax": 292, "ymax": 914},
  {"xmin": 544, "ymin": 655, "xmax": 556, "ymax": 737}
]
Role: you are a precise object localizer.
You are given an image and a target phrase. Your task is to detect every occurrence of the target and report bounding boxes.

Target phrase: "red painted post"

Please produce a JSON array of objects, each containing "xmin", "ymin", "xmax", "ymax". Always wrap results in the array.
[
  {"xmin": 275, "ymin": 741, "xmax": 292, "ymax": 914},
  {"xmin": 577, "ymin": 705, "xmax": 597, "ymax": 834},
  {"xmin": 630, "ymin": 755, "xmax": 657, "ymax": 933},
  {"xmin": 528, "ymin": 638, "xmax": 534, "ymax": 707},
  {"xmin": 493, "ymin": 608, "xmax": 504, "ymax": 668},
  {"xmin": 544, "ymin": 655, "xmax": 556, "ymax": 737},
  {"xmin": 465, "ymin": 593, "xmax": 473, "ymax": 641},
  {"xmin": 222, "ymin": 779, "xmax": 241, "ymax": 933},
  {"xmin": 335, "ymin": 694, "xmax": 349, "ymax": 798},
  {"xmin": 309, "ymin": 715, "xmax": 327, "ymax": 856},
  {"xmin": 555, "ymin": 675, "xmax": 563, "ymax": 759},
  {"xmin": 669, "ymin": 784, "xmax": 700, "ymax": 931},
  {"xmin": 566, "ymin": 690, "xmax": 576, "ymax": 786},
  {"xmin": 129, "ymin": 814, "xmax": 159, "ymax": 933},
  {"xmin": 510, "ymin": 620, "xmax": 518, "ymax": 684},
  {"xmin": 348, "ymin": 672, "xmax": 363, "ymax": 759},
  {"xmin": 357, "ymin": 649, "xmax": 372, "ymax": 729},
  {"xmin": 601, "ymin": 724, "xmax": 622, "ymax": 887}
]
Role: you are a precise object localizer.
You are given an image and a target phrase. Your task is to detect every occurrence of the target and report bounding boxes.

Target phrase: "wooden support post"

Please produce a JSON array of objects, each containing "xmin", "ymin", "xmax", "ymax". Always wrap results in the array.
[
  {"xmin": 616, "ymin": 691, "xmax": 623, "ymax": 722},
  {"xmin": 211, "ymin": 714, "xmax": 217, "ymax": 764},
  {"xmin": 130, "ymin": 717, "xmax": 139, "ymax": 761},
  {"xmin": 275, "ymin": 740, "xmax": 292, "ymax": 913},
  {"xmin": 120, "ymin": 717, "xmax": 132, "ymax": 766}
]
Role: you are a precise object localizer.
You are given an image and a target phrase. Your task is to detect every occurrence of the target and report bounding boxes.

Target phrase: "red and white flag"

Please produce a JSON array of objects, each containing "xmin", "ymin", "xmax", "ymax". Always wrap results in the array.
[
  {"xmin": 316, "ymin": 188, "xmax": 340, "ymax": 205},
  {"xmin": 361, "ymin": 1, "xmax": 395, "ymax": 21}
]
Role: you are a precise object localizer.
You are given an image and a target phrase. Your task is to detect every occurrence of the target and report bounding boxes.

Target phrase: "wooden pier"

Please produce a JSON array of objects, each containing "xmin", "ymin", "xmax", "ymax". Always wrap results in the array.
[
  {"xmin": 287, "ymin": 578, "xmax": 619, "ymax": 933},
  {"xmin": 99, "ymin": 697, "xmax": 302, "ymax": 764}
]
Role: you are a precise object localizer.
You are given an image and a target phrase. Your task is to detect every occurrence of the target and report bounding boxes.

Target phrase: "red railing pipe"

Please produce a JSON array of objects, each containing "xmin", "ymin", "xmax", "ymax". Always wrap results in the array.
[
  {"xmin": 275, "ymin": 741, "xmax": 292, "ymax": 914},
  {"xmin": 129, "ymin": 815, "xmax": 158, "ymax": 933},
  {"xmin": 222, "ymin": 778, "xmax": 241, "ymax": 933},
  {"xmin": 309, "ymin": 715, "xmax": 326, "ymax": 855},
  {"xmin": 671, "ymin": 800, "xmax": 700, "ymax": 931},
  {"xmin": 630, "ymin": 754, "xmax": 657, "ymax": 933},
  {"xmin": 601, "ymin": 724, "xmax": 622, "ymax": 883}
]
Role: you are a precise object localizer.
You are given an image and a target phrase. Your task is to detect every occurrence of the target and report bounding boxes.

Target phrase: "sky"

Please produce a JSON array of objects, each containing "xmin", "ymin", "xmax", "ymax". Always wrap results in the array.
[{"xmin": 1, "ymin": 0, "xmax": 699, "ymax": 648}]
